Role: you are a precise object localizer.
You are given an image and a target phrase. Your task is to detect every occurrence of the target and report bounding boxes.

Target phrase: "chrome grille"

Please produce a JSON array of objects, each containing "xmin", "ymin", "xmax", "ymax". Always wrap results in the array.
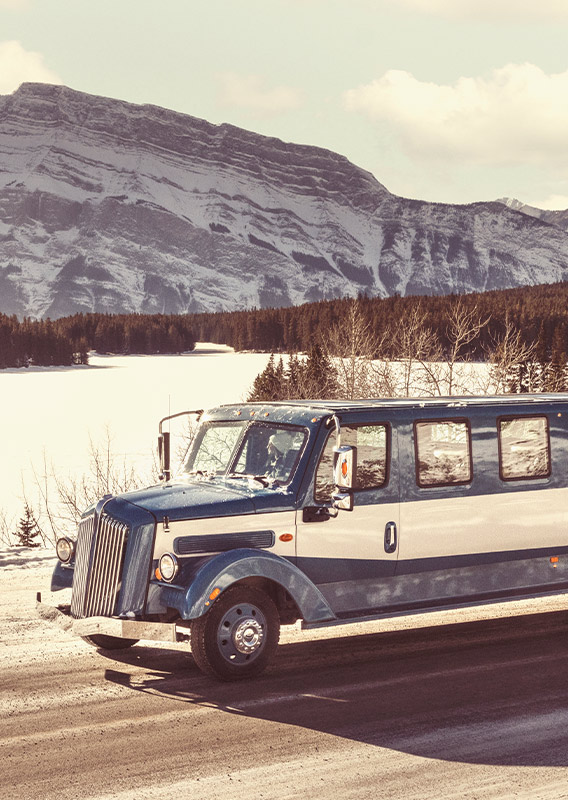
[
  {"xmin": 70, "ymin": 514, "xmax": 95, "ymax": 617},
  {"xmin": 71, "ymin": 512, "xmax": 129, "ymax": 619}
]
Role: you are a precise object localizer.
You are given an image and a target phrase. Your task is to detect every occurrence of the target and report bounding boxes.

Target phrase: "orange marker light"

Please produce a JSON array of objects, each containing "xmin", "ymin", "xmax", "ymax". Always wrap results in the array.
[
  {"xmin": 155, "ymin": 567, "xmax": 162, "ymax": 580},
  {"xmin": 209, "ymin": 587, "xmax": 221, "ymax": 601},
  {"xmin": 279, "ymin": 533, "xmax": 294, "ymax": 542},
  {"xmin": 551, "ymin": 557, "xmax": 559, "ymax": 563}
]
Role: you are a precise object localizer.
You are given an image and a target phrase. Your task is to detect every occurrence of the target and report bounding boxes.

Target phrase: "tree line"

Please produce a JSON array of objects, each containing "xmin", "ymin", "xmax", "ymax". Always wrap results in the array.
[
  {"xmin": 2, "ymin": 281, "xmax": 568, "ymax": 373},
  {"xmin": 248, "ymin": 298, "xmax": 568, "ymax": 401},
  {"xmin": 0, "ymin": 312, "xmax": 197, "ymax": 368},
  {"xmin": 190, "ymin": 282, "xmax": 568, "ymax": 364}
]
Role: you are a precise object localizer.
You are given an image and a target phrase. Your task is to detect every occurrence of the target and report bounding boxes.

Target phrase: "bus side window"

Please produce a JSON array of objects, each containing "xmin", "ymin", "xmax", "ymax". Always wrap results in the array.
[
  {"xmin": 498, "ymin": 416, "xmax": 551, "ymax": 480},
  {"xmin": 415, "ymin": 419, "xmax": 472, "ymax": 487}
]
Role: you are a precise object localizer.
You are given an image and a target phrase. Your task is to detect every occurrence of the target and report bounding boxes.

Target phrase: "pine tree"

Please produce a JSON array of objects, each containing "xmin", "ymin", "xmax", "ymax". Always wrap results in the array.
[
  {"xmin": 303, "ymin": 345, "xmax": 338, "ymax": 399},
  {"xmin": 13, "ymin": 504, "xmax": 41, "ymax": 548},
  {"xmin": 247, "ymin": 354, "xmax": 286, "ymax": 401}
]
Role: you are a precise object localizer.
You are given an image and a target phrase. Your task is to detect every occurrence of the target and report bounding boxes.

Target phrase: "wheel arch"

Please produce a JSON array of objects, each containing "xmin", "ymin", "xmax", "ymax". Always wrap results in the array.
[{"xmin": 164, "ymin": 548, "xmax": 336, "ymax": 624}]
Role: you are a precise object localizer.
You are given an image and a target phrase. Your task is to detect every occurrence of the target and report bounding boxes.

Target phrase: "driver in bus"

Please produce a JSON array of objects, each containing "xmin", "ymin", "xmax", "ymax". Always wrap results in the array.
[{"xmin": 266, "ymin": 431, "xmax": 297, "ymax": 481}]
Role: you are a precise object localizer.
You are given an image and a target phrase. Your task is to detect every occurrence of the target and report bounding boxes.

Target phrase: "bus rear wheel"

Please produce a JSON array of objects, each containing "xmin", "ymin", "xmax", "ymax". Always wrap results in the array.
[{"xmin": 190, "ymin": 585, "xmax": 280, "ymax": 681}]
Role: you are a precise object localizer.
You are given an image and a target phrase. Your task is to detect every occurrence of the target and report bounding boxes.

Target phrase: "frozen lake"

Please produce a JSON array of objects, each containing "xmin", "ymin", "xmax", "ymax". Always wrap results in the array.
[{"xmin": 1, "ymin": 345, "xmax": 272, "ymax": 534}]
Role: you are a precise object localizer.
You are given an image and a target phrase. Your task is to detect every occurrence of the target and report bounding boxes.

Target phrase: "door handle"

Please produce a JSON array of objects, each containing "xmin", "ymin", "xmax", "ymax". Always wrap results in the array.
[{"xmin": 384, "ymin": 521, "xmax": 397, "ymax": 554}]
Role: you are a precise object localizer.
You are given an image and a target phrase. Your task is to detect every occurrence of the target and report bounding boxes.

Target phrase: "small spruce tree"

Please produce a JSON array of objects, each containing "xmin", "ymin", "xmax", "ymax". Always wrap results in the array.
[{"xmin": 13, "ymin": 503, "xmax": 41, "ymax": 548}]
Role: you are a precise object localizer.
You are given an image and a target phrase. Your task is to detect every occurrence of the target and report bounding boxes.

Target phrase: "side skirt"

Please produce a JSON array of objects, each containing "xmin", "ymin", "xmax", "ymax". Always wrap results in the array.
[{"xmin": 301, "ymin": 584, "xmax": 568, "ymax": 630}]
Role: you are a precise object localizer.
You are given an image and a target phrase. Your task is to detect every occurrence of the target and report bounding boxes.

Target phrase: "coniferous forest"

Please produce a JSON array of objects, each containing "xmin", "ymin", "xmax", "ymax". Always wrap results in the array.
[
  {"xmin": 2, "ymin": 281, "xmax": 568, "ymax": 370},
  {"xmin": 189, "ymin": 282, "xmax": 568, "ymax": 361},
  {"xmin": 0, "ymin": 313, "xmax": 197, "ymax": 368}
]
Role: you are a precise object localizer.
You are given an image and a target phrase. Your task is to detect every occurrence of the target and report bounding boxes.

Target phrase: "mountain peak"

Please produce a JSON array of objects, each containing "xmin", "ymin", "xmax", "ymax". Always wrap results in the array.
[{"xmin": 1, "ymin": 84, "xmax": 568, "ymax": 319}]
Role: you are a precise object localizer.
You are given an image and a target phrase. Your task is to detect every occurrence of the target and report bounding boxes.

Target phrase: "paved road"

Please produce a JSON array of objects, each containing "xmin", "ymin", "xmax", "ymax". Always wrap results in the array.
[{"xmin": 4, "ymin": 605, "xmax": 568, "ymax": 800}]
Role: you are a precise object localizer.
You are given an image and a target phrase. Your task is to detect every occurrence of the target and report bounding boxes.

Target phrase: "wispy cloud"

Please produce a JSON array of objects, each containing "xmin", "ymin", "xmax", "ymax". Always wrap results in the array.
[
  {"xmin": 218, "ymin": 72, "xmax": 303, "ymax": 115},
  {"xmin": 0, "ymin": 40, "xmax": 61, "ymax": 94},
  {"xmin": 344, "ymin": 63, "xmax": 568, "ymax": 167},
  {"xmin": 528, "ymin": 195, "xmax": 568, "ymax": 211},
  {"xmin": 386, "ymin": 0, "xmax": 568, "ymax": 21}
]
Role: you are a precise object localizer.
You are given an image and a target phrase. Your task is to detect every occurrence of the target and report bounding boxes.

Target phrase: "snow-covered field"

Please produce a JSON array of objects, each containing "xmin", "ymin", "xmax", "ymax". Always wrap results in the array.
[{"xmin": 1, "ymin": 344, "xmax": 272, "ymax": 536}]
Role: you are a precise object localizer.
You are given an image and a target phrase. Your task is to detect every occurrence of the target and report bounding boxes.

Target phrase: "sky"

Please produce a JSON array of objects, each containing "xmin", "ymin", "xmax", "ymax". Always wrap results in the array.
[{"xmin": 1, "ymin": 0, "xmax": 568, "ymax": 208}]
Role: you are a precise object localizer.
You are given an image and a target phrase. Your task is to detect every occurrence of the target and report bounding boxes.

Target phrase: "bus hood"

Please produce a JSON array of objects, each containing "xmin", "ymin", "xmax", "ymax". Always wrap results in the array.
[{"xmin": 117, "ymin": 479, "xmax": 258, "ymax": 522}]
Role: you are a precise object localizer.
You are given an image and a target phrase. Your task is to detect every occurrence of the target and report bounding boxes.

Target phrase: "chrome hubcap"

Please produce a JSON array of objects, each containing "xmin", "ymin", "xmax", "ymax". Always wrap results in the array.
[
  {"xmin": 217, "ymin": 602, "xmax": 267, "ymax": 665},
  {"xmin": 233, "ymin": 618, "xmax": 264, "ymax": 654}
]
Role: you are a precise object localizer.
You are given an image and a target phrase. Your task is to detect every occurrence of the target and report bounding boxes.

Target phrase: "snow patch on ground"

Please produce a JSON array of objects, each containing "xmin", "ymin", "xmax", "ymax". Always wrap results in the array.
[{"xmin": 1, "ymin": 344, "xmax": 272, "ymax": 532}]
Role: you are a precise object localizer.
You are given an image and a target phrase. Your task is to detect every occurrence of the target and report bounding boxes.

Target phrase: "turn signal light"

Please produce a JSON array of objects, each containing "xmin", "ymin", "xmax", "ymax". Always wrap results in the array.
[{"xmin": 279, "ymin": 533, "xmax": 294, "ymax": 542}]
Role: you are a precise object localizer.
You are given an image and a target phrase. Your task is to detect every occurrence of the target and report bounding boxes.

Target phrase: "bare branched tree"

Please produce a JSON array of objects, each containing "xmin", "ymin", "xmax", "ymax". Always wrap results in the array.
[
  {"xmin": 387, "ymin": 299, "xmax": 490, "ymax": 397},
  {"xmin": 324, "ymin": 300, "xmax": 385, "ymax": 399},
  {"xmin": 486, "ymin": 314, "xmax": 537, "ymax": 394},
  {"xmin": 442, "ymin": 299, "xmax": 490, "ymax": 395},
  {"xmin": 0, "ymin": 507, "xmax": 14, "ymax": 547},
  {"xmin": 387, "ymin": 304, "xmax": 442, "ymax": 397},
  {"xmin": 29, "ymin": 428, "xmax": 151, "ymax": 544}
]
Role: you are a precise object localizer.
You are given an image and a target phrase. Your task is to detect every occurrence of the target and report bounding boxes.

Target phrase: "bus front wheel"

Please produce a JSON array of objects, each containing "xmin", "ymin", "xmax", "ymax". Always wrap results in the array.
[{"xmin": 190, "ymin": 585, "xmax": 280, "ymax": 681}]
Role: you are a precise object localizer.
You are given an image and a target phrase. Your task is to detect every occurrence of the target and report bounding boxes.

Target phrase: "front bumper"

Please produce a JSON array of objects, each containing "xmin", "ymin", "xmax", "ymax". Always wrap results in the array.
[{"xmin": 36, "ymin": 592, "xmax": 181, "ymax": 643}]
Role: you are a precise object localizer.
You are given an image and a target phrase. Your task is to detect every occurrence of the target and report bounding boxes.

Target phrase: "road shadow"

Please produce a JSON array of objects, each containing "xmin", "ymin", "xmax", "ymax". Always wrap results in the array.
[{"xmin": 100, "ymin": 609, "xmax": 568, "ymax": 768}]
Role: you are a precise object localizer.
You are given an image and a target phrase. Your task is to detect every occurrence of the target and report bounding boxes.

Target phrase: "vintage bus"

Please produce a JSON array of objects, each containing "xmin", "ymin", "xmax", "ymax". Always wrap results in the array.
[{"xmin": 40, "ymin": 394, "xmax": 568, "ymax": 680}]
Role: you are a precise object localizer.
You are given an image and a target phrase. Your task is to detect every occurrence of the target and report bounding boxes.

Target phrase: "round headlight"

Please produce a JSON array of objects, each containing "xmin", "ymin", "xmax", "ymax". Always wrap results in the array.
[
  {"xmin": 159, "ymin": 553, "xmax": 179, "ymax": 582},
  {"xmin": 56, "ymin": 537, "xmax": 75, "ymax": 564}
]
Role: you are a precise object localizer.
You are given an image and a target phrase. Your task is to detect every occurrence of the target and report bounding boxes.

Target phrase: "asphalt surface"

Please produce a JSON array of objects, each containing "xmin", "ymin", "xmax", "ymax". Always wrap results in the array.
[{"xmin": 4, "ymin": 599, "xmax": 568, "ymax": 800}]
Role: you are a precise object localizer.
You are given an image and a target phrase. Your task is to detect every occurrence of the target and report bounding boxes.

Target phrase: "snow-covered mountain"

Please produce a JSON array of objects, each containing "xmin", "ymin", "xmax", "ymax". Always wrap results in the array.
[
  {"xmin": 2, "ymin": 83, "xmax": 568, "ymax": 319},
  {"xmin": 496, "ymin": 197, "xmax": 568, "ymax": 231}
]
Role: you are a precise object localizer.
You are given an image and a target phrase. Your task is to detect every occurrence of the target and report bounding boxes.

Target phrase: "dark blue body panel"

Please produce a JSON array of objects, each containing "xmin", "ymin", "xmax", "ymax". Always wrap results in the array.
[{"xmin": 152, "ymin": 548, "xmax": 335, "ymax": 623}]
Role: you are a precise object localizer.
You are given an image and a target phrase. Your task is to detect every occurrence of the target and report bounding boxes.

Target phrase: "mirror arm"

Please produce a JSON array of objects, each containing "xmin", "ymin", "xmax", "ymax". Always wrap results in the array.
[{"xmin": 158, "ymin": 409, "xmax": 204, "ymax": 481}]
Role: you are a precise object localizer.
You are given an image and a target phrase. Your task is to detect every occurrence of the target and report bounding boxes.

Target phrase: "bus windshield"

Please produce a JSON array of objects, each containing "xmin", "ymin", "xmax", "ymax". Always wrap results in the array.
[{"xmin": 183, "ymin": 421, "xmax": 307, "ymax": 485}]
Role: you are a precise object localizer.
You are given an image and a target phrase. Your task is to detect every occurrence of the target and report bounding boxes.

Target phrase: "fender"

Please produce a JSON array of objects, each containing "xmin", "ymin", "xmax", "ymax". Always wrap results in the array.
[{"xmin": 158, "ymin": 548, "xmax": 336, "ymax": 624}]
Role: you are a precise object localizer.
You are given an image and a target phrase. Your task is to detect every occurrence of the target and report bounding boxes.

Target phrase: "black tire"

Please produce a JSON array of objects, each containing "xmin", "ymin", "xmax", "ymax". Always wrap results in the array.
[
  {"xmin": 190, "ymin": 585, "xmax": 280, "ymax": 681},
  {"xmin": 81, "ymin": 634, "xmax": 139, "ymax": 650}
]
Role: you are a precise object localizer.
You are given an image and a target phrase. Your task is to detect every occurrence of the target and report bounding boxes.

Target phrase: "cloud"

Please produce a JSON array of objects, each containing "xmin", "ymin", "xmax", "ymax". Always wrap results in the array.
[
  {"xmin": 344, "ymin": 63, "xmax": 568, "ymax": 167},
  {"xmin": 218, "ymin": 72, "xmax": 303, "ymax": 115},
  {"xmin": 0, "ymin": 40, "xmax": 61, "ymax": 94},
  {"xmin": 386, "ymin": 0, "xmax": 568, "ymax": 21},
  {"xmin": 528, "ymin": 195, "xmax": 568, "ymax": 211}
]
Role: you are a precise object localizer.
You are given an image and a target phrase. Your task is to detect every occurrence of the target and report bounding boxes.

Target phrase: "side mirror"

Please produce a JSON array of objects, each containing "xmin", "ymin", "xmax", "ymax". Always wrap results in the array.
[
  {"xmin": 158, "ymin": 431, "xmax": 171, "ymax": 481},
  {"xmin": 332, "ymin": 445, "xmax": 356, "ymax": 511},
  {"xmin": 333, "ymin": 445, "xmax": 356, "ymax": 489},
  {"xmin": 332, "ymin": 490, "xmax": 354, "ymax": 512},
  {"xmin": 158, "ymin": 408, "xmax": 204, "ymax": 482}
]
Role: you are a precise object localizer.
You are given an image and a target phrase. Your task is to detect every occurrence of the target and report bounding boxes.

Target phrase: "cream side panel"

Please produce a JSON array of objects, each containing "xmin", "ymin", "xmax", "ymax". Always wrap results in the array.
[
  {"xmin": 399, "ymin": 486, "xmax": 568, "ymax": 560},
  {"xmin": 153, "ymin": 510, "xmax": 297, "ymax": 560},
  {"xmin": 296, "ymin": 501, "xmax": 400, "ymax": 561}
]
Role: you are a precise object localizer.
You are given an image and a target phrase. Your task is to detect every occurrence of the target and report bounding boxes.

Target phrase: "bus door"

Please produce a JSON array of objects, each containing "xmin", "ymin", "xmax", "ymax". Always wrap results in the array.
[{"xmin": 296, "ymin": 422, "xmax": 399, "ymax": 616}]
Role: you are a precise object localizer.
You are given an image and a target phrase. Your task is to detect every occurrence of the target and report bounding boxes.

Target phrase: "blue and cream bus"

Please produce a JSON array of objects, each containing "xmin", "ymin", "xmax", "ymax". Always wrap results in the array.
[{"xmin": 42, "ymin": 394, "xmax": 568, "ymax": 680}]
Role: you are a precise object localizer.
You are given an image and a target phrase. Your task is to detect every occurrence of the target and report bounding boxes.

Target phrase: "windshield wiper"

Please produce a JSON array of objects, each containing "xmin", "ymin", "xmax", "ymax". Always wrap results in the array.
[
  {"xmin": 227, "ymin": 473, "xmax": 272, "ymax": 487},
  {"xmin": 185, "ymin": 469, "xmax": 218, "ymax": 479}
]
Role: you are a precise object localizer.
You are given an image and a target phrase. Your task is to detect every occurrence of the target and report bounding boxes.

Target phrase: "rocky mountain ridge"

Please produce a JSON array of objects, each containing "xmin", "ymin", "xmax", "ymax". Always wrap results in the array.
[
  {"xmin": 1, "ymin": 83, "xmax": 568, "ymax": 319},
  {"xmin": 496, "ymin": 197, "xmax": 568, "ymax": 231}
]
